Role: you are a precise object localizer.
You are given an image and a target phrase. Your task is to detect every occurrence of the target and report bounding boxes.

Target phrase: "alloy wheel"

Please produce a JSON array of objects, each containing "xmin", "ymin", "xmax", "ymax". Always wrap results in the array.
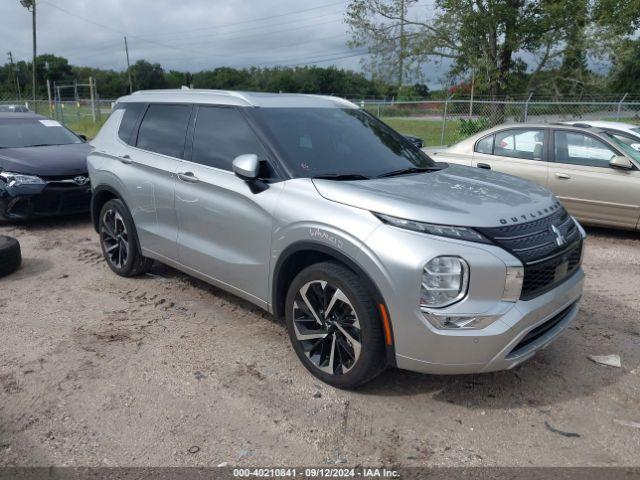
[
  {"xmin": 101, "ymin": 209, "xmax": 129, "ymax": 269},
  {"xmin": 292, "ymin": 280, "xmax": 362, "ymax": 375}
]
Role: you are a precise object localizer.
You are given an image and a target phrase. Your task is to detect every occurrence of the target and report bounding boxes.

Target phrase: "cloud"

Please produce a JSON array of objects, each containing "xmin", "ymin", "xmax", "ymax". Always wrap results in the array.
[{"xmin": 1, "ymin": 0, "xmax": 450, "ymax": 86}]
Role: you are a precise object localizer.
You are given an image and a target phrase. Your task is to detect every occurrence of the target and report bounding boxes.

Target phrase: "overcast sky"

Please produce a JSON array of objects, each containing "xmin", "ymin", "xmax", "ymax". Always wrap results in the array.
[{"xmin": 0, "ymin": 0, "xmax": 451, "ymax": 86}]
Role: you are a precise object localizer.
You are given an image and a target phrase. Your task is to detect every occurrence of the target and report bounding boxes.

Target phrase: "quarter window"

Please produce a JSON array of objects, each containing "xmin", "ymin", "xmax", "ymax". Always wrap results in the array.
[
  {"xmin": 117, "ymin": 102, "xmax": 146, "ymax": 145},
  {"xmin": 191, "ymin": 106, "xmax": 267, "ymax": 171},
  {"xmin": 136, "ymin": 104, "xmax": 192, "ymax": 158},
  {"xmin": 494, "ymin": 129, "xmax": 545, "ymax": 160},
  {"xmin": 554, "ymin": 131, "xmax": 617, "ymax": 168},
  {"xmin": 475, "ymin": 135, "xmax": 494, "ymax": 154}
]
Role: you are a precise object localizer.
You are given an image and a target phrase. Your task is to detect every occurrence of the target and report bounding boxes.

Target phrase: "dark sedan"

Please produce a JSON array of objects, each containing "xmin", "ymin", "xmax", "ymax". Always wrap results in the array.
[{"xmin": 0, "ymin": 113, "xmax": 93, "ymax": 220}]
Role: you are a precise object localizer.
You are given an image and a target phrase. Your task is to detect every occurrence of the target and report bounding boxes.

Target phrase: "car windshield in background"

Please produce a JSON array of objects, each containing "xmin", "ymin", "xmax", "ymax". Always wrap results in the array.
[
  {"xmin": 0, "ymin": 118, "xmax": 82, "ymax": 149},
  {"xmin": 605, "ymin": 132, "xmax": 640, "ymax": 163},
  {"xmin": 253, "ymin": 107, "xmax": 435, "ymax": 178}
]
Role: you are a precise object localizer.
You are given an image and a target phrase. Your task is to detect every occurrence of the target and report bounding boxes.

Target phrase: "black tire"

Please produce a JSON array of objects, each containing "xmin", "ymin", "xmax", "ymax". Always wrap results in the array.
[
  {"xmin": 0, "ymin": 236, "xmax": 22, "ymax": 278},
  {"xmin": 98, "ymin": 198, "xmax": 153, "ymax": 277},
  {"xmin": 285, "ymin": 261, "xmax": 386, "ymax": 389}
]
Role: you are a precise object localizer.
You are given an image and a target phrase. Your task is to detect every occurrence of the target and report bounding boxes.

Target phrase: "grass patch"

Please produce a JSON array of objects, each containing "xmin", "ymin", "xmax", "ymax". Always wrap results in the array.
[
  {"xmin": 382, "ymin": 117, "xmax": 464, "ymax": 146},
  {"xmin": 66, "ymin": 117, "xmax": 108, "ymax": 139}
]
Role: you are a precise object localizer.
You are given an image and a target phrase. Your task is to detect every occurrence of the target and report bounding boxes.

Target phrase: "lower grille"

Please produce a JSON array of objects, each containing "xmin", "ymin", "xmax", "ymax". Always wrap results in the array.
[{"xmin": 507, "ymin": 303, "xmax": 575, "ymax": 358}]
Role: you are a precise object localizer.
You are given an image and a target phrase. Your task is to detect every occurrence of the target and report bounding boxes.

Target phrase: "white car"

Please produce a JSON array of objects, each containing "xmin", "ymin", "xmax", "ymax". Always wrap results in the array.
[{"xmin": 561, "ymin": 120, "xmax": 640, "ymax": 151}]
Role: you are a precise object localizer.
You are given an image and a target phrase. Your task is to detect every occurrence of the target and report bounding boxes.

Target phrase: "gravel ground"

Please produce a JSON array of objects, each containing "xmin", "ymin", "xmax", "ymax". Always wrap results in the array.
[{"xmin": 0, "ymin": 215, "xmax": 639, "ymax": 467}]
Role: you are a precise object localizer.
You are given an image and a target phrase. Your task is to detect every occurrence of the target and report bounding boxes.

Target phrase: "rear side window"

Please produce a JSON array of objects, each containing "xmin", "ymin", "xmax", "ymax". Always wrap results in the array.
[
  {"xmin": 117, "ymin": 103, "xmax": 146, "ymax": 145},
  {"xmin": 475, "ymin": 135, "xmax": 494, "ymax": 154},
  {"xmin": 494, "ymin": 129, "xmax": 544, "ymax": 160},
  {"xmin": 136, "ymin": 104, "xmax": 192, "ymax": 158},
  {"xmin": 191, "ymin": 106, "xmax": 267, "ymax": 171}
]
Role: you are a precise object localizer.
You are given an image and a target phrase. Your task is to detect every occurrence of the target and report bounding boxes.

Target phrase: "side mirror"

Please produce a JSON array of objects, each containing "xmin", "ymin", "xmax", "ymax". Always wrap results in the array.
[
  {"xmin": 609, "ymin": 155, "xmax": 633, "ymax": 170},
  {"xmin": 232, "ymin": 154, "xmax": 260, "ymax": 181},
  {"xmin": 404, "ymin": 135, "xmax": 424, "ymax": 149},
  {"xmin": 78, "ymin": 134, "xmax": 87, "ymax": 141}
]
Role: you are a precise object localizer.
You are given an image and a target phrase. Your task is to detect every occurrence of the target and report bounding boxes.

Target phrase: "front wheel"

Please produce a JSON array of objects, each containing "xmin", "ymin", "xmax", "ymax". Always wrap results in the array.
[
  {"xmin": 284, "ymin": 261, "xmax": 386, "ymax": 389},
  {"xmin": 99, "ymin": 198, "xmax": 153, "ymax": 277}
]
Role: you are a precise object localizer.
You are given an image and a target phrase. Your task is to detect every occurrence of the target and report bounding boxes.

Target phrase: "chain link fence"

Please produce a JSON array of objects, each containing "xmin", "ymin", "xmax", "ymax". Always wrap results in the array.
[
  {"xmin": 361, "ymin": 97, "xmax": 640, "ymax": 146},
  {"xmin": 3, "ymin": 93, "xmax": 640, "ymax": 144}
]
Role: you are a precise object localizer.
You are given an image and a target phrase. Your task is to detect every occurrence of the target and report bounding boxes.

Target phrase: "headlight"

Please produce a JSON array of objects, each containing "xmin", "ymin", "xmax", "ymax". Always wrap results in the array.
[
  {"xmin": 375, "ymin": 213, "xmax": 489, "ymax": 243},
  {"xmin": 0, "ymin": 172, "xmax": 45, "ymax": 187},
  {"xmin": 420, "ymin": 256, "xmax": 469, "ymax": 308}
]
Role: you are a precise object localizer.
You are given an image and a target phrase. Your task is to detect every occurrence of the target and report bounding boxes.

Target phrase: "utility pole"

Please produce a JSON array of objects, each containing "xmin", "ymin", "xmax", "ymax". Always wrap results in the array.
[
  {"xmin": 7, "ymin": 51, "xmax": 22, "ymax": 100},
  {"xmin": 20, "ymin": 0, "xmax": 37, "ymax": 110},
  {"xmin": 398, "ymin": 0, "xmax": 406, "ymax": 90},
  {"xmin": 124, "ymin": 36, "xmax": 133, "ymax": 93}
]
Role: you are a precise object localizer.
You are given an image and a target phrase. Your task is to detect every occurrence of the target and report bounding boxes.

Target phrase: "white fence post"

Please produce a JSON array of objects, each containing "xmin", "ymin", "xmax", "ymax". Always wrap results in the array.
[
  {"xmin": 616, "ymin": 93, "xmax": 628, "ymax": 120},
  {"xmin": 523, "ymin": 92, "xmax": 534, "ymax": 122},
  {"xmin": 440, "ymin": 94, "xmax": 454, "ymax": 146}
]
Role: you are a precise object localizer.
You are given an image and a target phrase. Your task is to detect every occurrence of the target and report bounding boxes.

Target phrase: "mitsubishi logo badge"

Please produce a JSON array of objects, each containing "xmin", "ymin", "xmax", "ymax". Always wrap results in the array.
[{"xmin": 550, "ymin": 224, "xmax": 566, "ymax": 247}]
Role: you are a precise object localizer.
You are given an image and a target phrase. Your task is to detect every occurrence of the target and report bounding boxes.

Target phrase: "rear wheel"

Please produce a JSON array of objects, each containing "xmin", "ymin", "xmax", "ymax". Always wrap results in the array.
[
  {"xmin": 99, "ymin": 199, "xmax": 153, "ymax": 277},
  {"xmin": 285, "ymin": 261, "xmax": 386, "ymax": 389}
]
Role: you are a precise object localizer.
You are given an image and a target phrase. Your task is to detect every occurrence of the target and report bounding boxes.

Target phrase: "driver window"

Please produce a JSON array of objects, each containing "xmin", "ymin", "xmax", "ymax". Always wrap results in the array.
[{"xmin": 554, "ymin": 131, "xmax": 616, "ymax": 168}]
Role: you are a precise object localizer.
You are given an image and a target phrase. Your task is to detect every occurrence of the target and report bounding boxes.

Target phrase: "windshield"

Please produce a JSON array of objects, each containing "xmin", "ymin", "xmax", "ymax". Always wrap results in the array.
[
  {"xmin": 252, "ymin": 108, "xmax": 435, "ymax": 178},
  {"xmin": 0, "ymin": 118, "xmax": 82, "ymax": 148},
  {"xmin": 604, "ymin": 132, "xmax": 640, "ymax": 163},
  {"xmin": 631, "ymin": 127, "xmax": 640, "ymax": 135}
]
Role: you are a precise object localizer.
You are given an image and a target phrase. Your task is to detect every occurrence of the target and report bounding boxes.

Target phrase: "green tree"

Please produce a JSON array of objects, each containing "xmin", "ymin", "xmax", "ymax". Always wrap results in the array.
[
  {"xmin": 130, "ymin": 60, "xmax": 167, "ymax": 90},
  {"xmin": 346, "ymin": 0, "xmax": 599, "ymax": 99}
]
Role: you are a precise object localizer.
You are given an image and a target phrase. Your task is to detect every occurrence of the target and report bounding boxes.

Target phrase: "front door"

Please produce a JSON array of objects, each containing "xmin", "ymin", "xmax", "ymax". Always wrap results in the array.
[
  {"xmin": 548, "ymin": 129, "xmax": 640, "ymax": 228},
  {"xmin": 174, "ymin": 105, "xmax": 283, "ymax": 305},
  {"xmin": 472, "ymin": 128, "xmax": 549, "ymax": 188}
]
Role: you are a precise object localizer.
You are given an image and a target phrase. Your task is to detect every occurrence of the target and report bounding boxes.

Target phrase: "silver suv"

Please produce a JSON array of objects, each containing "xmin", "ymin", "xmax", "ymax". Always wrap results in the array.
[{"xmin": 88, "ymin": 89, "xmax": 586, "ymax": 388}]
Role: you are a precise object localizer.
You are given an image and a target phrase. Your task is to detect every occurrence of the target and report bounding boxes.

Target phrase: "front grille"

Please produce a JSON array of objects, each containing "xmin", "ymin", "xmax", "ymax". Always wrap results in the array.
[
  {"xmin": 521, "ymin": 242, "xmax": 582, "ymax": 299},
  {"xmin": 507, "ymin": 302, "xmax": 576, "ymax": 358},
  {"xmin": 477, "ymin": 206, "xmax": 583, "ymax": 300},
  {"xmin": 477, "ymin": 207, "xmax": 580, "ymax": 263}
]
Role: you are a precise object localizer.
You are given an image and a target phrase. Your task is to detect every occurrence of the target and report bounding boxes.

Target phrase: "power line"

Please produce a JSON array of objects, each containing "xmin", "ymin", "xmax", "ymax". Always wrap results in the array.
[{"xmin": 139, "ymin": 0, "xmax": 348, "ymax": 39}]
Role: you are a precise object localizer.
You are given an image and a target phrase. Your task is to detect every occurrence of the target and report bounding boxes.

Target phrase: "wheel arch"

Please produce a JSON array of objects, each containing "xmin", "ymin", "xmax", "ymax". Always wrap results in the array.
[
  {"xmin": 91, "ymin": 184, "xmax": 125, "ymax": 233},
  {"xmin": 271, "ymin": 241, "xmax": 396, "ymax": 365}
]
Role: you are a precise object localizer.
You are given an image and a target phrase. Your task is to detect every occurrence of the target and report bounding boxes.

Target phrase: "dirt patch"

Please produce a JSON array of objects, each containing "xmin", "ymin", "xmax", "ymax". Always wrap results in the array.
[{"xmin": 0, "ymin": 215, "xmax": 639, "ymax": 467}]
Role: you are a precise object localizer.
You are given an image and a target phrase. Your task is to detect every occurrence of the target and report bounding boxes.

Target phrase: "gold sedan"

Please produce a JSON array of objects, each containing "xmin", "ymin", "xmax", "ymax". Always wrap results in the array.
[{"xmin": 428, "ymin": 124, "xmax": 640, "ymax": 230}]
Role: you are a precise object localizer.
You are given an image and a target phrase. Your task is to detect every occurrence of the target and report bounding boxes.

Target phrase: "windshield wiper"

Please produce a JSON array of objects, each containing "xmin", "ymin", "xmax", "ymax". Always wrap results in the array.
[
  {"xmin": 313, "ymin": 173, "xmax": 371, "ymax": 181},
  {"xmin": 377, "ymin": 166, "xmax": 440, "ymax": 178}
]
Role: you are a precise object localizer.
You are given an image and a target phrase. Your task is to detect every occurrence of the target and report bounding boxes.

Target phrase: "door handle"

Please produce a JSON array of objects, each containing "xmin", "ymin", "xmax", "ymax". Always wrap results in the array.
[
  {"xmin": 177, "ymin": 172, "xmax": 199, "ymax": 183},
  {"xmin": 119, "ymin": 154, "xmax": 132, "ymax": 165},
  {"xmin": 477, "ymin": 163, "xmax": 491, "ymax": 170},
  {"xmin": 555, "ymin": 172, "xmax": 571, "ymax": 180}
]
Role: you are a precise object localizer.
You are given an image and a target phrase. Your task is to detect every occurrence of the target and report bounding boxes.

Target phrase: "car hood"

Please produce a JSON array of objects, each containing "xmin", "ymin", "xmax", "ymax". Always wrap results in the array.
[
  {"xmin": 312, "ymin": 164, "xmax": 559, "ymax": 228},
  {"xmin": 0, "ymin": 143, "xmax": 92, "ymax": 177}
]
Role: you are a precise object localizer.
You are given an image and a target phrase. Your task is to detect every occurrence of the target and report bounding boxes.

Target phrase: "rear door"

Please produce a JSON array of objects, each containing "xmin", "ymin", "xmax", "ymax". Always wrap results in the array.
[
  {"xmin": 174, "ymin": 105, "xmax": 284, "ymax": 305},
  {"xmin": 548, "ymin": 129, "xmax": 640, "ymax": 228},
  {"xmin": 115, "ymin": 103, "xmax": 191, "ymax": 260},
  {"xmin": 472, "ymin": 127, "xmax": 549, "ymax": 188}
]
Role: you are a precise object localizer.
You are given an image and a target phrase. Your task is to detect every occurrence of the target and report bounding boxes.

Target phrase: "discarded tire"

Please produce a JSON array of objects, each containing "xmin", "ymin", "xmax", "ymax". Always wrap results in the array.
[{"xmin": 0, "ymin": 236, "xmax": 21, "ymax": 278}]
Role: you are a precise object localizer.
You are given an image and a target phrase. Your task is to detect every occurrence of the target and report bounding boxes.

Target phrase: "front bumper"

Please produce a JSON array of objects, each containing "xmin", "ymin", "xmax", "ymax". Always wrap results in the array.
[
  {"xmin": 0, "ymin": 181, "xmax": 91, "ymax": 220},
  {"xmin": 361, "ymin": 222, "xmax": 585, "ymax": 375},
  {"xmin": 395, "ymin": 268, "xmax": 584, "ymax": 374}
]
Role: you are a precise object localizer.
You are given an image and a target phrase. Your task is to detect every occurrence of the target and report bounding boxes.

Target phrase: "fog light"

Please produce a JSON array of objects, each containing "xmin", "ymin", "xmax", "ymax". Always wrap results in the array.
[
  {"xmin": 423, "ymin": 313, "xmax": 500, "ymax": 330},
  {"xmin": 421, "ymin": 256, "xmax": 468, "ymax": 308}
]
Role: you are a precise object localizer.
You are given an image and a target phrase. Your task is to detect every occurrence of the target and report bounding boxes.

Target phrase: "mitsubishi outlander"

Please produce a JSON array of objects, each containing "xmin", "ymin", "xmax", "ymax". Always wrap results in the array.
[{"xmin": 87, "ymin": 90, "xmax": 585, "ymax": 388}]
